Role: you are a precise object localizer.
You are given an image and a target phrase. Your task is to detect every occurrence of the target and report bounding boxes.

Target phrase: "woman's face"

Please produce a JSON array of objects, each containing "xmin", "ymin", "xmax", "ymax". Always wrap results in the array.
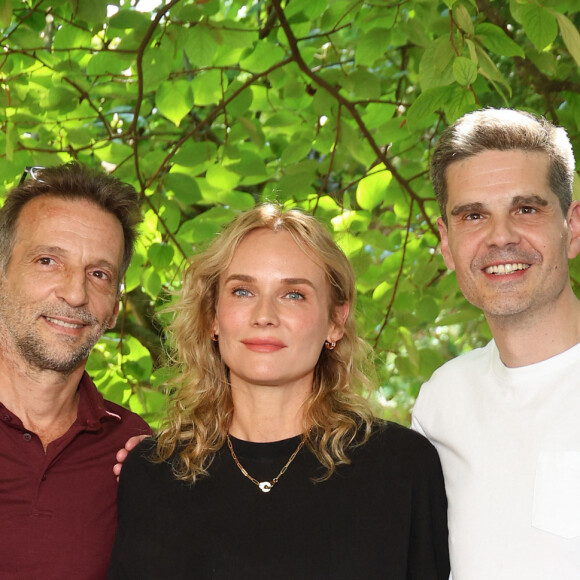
[{"xmin": 214, "ymin": 228, "xmax": 347, "ymax": 396}]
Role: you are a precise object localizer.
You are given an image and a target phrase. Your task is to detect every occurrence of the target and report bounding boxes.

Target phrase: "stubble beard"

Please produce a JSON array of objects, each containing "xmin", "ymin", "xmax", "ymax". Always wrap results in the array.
[
  {"xmin": 13, "ymin": 321, "xmax": 107, "ymax": 373},
  {"xmin": 0, "ymin": 287, "xmax": 110, "ymax": 375},
  {"xmin": 465, "ymin": 245, "xmax": 569, "ymax": 321}
]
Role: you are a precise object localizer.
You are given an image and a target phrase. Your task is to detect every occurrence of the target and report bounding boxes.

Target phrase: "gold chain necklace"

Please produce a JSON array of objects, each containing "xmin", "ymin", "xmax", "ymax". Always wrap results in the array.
[{"xmin": 226, "ymin": 433, "xmax": 307, "ymax": 493}]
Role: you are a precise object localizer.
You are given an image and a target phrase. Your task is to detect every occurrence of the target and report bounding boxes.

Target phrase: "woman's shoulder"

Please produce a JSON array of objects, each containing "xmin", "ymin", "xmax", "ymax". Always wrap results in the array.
[
  {"xmin": 359, "ymin": 420, "xmax": 442, "ymax": 472},
  {"xmin": 121, "ymin": 436, "xmax": 176, "ymax": 483}
]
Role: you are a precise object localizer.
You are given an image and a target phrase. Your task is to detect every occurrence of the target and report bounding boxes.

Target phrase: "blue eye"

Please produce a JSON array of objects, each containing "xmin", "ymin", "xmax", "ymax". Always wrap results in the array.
[
  {"xmin": 233, "ymin": 288, "xmax": 252, "ymax": 297},
  {"xmin": 286, "ymin": 291, "xmax": 305, "ymax": 300}
]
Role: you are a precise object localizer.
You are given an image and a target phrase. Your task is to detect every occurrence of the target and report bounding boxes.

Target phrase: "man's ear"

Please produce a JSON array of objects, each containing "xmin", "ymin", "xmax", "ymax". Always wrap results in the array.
[
  {"xmin": 107, "ymin": 301, "xmax": 120, "ymax": 329},
  {"xmin": 437, "ymin": 217, "xmax": 456, "ymax": 271},
  {"xmin": 566, "ymin": 201, "xmax": 580, "ymax": 260}
]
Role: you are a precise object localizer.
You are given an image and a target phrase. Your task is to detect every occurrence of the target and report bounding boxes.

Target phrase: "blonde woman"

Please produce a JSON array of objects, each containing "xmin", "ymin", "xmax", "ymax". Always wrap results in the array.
[{"xmin": 109, "ymin": 205, "xmax": 449, "ymax": 579}]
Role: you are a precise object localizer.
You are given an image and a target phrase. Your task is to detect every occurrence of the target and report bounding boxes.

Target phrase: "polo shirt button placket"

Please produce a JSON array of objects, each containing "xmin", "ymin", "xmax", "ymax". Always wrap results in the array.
[{"xmin": 23, "ymin": 432, "xmax": 32, "ymax": 442}]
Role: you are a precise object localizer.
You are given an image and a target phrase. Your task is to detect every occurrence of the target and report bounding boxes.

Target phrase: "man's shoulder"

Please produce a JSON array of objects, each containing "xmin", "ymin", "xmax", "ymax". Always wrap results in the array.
[
  {"xmin": 412, "ymin": 341, "xmax": 495, "ymax": 431},
  {"xmin": 79, "ymin": 372, "xmax": 153, "ymax": 435},
  {"xmin": 422, "ymin": 340, "xmax": 494, "ymax": 391},
  {"xmin": 102, "ymin": 398, "xmax": 152, "ymax": 431}
]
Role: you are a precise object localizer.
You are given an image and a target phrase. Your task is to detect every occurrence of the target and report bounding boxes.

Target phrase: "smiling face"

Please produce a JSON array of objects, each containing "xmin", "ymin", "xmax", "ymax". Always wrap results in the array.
[
  {"xmin": 0, "ymin": 195, "xmax": 124, "ymax": 374},
  {"xmin": 213, "ymin": 228, "xmax": 347, "ymax": 396},
  {"xmin": 438, "ymin": 149, "xmax": 580, "ymax": 322}
]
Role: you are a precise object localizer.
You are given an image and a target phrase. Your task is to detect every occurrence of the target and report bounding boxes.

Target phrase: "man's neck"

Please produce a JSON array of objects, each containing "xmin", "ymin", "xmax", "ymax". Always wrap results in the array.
[
  {"xmin": 487, "ymin": 288, "xmax": 580, "ymax": 368},
  {"xmin": 0, "ymin": 354, "xmax": 84, "ymax": 449}
]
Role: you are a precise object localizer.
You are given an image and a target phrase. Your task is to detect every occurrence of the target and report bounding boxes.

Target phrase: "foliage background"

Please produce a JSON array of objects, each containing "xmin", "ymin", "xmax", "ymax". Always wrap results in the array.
[{"xmin": 0, "ymin": 0, "xmax": 578, "ymax": 427}]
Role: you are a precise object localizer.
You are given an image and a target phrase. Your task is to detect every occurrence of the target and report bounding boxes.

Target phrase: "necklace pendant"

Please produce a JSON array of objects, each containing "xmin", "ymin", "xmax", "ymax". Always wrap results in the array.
[{"xmin": 258, "ymin": 481, "xmax": 272, "ymax": 493}]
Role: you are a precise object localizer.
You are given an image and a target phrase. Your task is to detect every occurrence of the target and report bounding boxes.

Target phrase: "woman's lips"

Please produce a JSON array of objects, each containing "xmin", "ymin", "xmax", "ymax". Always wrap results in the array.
[{"xmin": 241, "ymin": 338, "xmax": 286, "ymax": 352}]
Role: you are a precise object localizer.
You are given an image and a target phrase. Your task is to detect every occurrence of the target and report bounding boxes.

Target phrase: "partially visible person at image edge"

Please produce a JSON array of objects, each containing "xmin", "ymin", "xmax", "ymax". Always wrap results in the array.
[
  {"xmin": 0, "ymin": 163, "xmax": 152, "ymax": 580},
  {"xmin": 412, "ymin": 108, "xmax": 580, "ymax": 579}
]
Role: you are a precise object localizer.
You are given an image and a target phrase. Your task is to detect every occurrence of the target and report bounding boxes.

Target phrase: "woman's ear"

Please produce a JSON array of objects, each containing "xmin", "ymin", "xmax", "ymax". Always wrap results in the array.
[{"xmin": 329, "ymin": 303, "xmax": 350, "ymax": 342}]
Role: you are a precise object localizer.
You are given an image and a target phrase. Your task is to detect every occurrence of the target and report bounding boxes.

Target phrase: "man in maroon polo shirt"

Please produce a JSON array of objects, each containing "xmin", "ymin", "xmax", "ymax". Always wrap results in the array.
[{"xmin": 0, "ymin": 163, "xmax": 152, "ymax": 579}]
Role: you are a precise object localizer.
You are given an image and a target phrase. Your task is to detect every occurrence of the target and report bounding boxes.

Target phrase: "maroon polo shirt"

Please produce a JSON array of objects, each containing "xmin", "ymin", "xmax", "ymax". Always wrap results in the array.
[{"xmin": 0, "ymin": 372, "xmax": 152, "ymax": 580}]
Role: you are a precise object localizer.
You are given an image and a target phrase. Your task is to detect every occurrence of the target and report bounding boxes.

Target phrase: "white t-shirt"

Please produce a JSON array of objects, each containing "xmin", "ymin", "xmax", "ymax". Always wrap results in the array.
[{"xmin": 412, "ymin": 340, "xmax": 580, "ymax": 580}]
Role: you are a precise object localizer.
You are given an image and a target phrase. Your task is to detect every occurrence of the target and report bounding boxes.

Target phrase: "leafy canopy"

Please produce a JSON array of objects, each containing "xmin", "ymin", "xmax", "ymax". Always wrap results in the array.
[{"xmin": 0, "ymin": 0, "xmax": 578, "ymax": 426}]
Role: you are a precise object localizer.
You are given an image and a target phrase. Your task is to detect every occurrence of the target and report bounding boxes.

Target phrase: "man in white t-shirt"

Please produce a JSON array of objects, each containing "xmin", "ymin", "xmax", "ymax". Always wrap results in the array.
[{"xmin": 412, "ymin": 108, "xmax": 580, "ymax": 579}]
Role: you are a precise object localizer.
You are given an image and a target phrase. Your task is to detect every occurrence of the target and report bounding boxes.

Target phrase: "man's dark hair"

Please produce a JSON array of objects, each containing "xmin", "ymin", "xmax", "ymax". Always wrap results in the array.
[
  {"xmin": 0, "ymin": 162, "xmax": 141, "ymax": 280},
  {"xmin": 431, "ymin": 108, "xmax": 576, "ymax": 224}
]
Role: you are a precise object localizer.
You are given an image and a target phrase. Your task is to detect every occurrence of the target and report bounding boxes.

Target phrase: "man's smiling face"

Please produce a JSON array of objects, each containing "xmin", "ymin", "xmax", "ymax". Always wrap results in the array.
[
  {"xmin": 0, "ymin": 195, "xmax": 124, "ymax": 374},
  {"xmin": 438, "ymin": 149, "xmax": 578, "ymax": 322}
]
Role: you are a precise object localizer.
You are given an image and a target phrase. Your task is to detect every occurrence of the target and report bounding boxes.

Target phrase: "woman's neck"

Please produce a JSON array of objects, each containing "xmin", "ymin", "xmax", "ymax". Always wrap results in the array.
[{"xmin": 228, "ymin": 381, "xmax": 309, "ymax": 442}]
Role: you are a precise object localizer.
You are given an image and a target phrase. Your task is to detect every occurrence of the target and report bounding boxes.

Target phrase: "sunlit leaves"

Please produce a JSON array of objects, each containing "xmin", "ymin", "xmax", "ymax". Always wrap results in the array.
[
  {"xmin": 356, "ymin": 29, "xmax": 391, "ymax": 68},
  {"xmin": 555, "ymin": 13, "xmax": 580, "ymax": 69},
  {"xmin": 356, "ymin": 165, "xmax": 392, "ymax": 211},
  {"xmin": 240, "ymin": 42, "xmax": 286, "ymax": 74},
  {"xmin": 520, "ymin": 3, "xmax": 558, "ymax": 51},
  {"xmin": 156, "ymin": 80, "xmax": 194, "ymax": 126},
  {"xmin": 453, "ymin": 56, "xmax": 478, "ymax": 86},
  {"xmin": 453, "ymin": 4, "xmax": 474, "ymax": 36},
  {"xmin": 1, "ymin": 0, "xmax": 577, "ymax": 427},
  {"xmin": 476, "ymin": 23, "xmax": 525, "ymax": 58},
  {"xmin": 0, "ymin": 0, "xmax": 11, "ymax": 29}
]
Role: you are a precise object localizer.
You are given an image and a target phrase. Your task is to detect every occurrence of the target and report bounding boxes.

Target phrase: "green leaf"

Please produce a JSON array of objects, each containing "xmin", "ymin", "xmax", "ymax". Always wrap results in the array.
[
  {"xmin": 475, "ymin": 23, "xmax": 525, "ymax": 58},
  {"xmin": 86, "ymin": 51, "xmax": 133, "ymax": 76},
  {"xmin": 453, "ymin": 56, "xmax": 478, "ymax": 86},
  {"xmin": 155, "ymin": 80, "xmax": 194, "ymax": 126},
  {"xmin": 554, "ymin": 12, "xmax": 580, "ymax": 69},
  {"xmin": 165, "ymin": 172, "xmax": 203, "ymax": 205},
  {"xmin": 453, "ymin": 4, "xmax": 474, "ymax": 37},
  {"xmin": 406, "ymin": 86, "xmax": 451, "ymax": 130},
  {"xmin": 356, "ymin": 165, "xmax": 392, "ymax": 211},
  {"xmin": 475, "ymin": 44, "xmax": 512, "ymax": 99},
  {"xmin": 108, "ymin": 9, "xmax": 151, "ymax": 29},
  {"xmin": 443, "ymin": 85, "xmax": 476, "ymax": 123},
  {"xmin": 205, "ymin": 164, "xmax": 241, "ymax": 191},
  {"xmin": 226, "ymin": 150, "xmax": 268, "ymax": 178},
  {"xmin": 142, "ymin": 268, "xmax": 162, "ymax": 299},
  {"xmin": 192, "ymin": 69, "xmax": 223, "ymax": 106},
  {"xmin": 53, "ymin": 26, "xmax": 92, "ymax": 50},
  {"xmin": 148, "ymin": 242, "xmax": 175, "ymax": 269},
  {"xmin": 520, "ymin": 4, "xmax": 558, "ymax": 51},
  {"xmin": 281, "ymin": 137, "xmax": 312, "ymax": 165},
  {"xmin": 183, "ymin": 24, "xmax": 219, "ymax": 67},
  {"xmin": 173, "ymin": 141, "xmax": 218, "ymax": 170},
  {"xmin": 5, "ymin": 122, "xmax": 16, "ymax": 161},
  {"xmin": 0, "ymin": 0, "xmax": 11, "ymax": 28},
  {"xmin": 240, "ymin": 42, "xmax": 286, "ymax": 74},
  {"xmin": 356, "ymin": 28, "xmax": 390, "ymax": 68},
  {"xmin": 419, "ymin": 37, "xmax": 455, "ymax": 90}
]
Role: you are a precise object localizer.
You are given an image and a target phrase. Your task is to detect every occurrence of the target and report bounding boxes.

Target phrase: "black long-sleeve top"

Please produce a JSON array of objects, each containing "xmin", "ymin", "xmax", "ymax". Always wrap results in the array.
[{"xmin": 109, "ymin": 421, "xmax": 450, "ymax": 579}]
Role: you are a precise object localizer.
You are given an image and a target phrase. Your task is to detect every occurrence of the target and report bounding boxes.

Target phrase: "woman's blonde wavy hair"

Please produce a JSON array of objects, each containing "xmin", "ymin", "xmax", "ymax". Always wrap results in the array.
[{"xmin": 156, "ymin": 204, "xmax": 376, "ymax": 483}]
